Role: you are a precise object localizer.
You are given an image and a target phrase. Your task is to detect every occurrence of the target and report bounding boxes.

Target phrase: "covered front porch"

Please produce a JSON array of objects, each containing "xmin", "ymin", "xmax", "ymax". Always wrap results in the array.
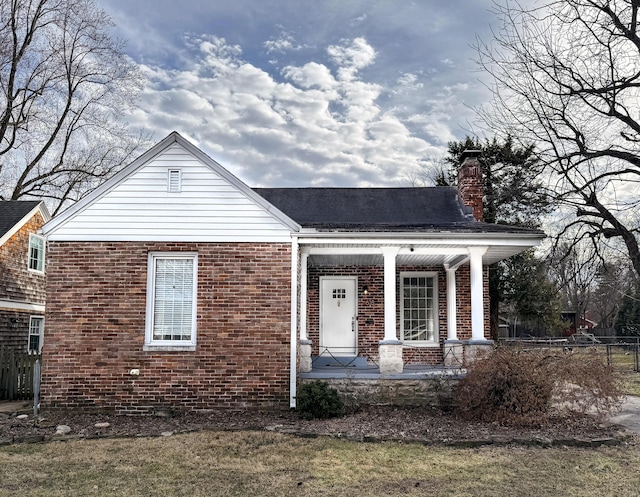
[{"xmin": 292, "ymin": 235, "xmax": 523, "ymax": 377}]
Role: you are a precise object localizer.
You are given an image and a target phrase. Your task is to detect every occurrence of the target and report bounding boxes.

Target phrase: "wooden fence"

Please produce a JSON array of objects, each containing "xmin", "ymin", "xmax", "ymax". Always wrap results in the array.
[{"xmin": 0, "ymin": 346, "xmax": 41, "ymax": 401}]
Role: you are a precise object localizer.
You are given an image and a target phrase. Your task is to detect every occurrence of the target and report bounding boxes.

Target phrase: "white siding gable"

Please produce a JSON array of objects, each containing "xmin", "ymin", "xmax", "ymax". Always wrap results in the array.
[{"xmin": 44, "ymin": 134, "xmax": 297, "ymax": 242}]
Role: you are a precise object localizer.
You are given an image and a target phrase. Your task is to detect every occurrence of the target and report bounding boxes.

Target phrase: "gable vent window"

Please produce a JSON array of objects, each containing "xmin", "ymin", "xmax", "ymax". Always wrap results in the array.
[{"xmin": 168, "ymin": 169, "xmax": 182, "ymax": 193}]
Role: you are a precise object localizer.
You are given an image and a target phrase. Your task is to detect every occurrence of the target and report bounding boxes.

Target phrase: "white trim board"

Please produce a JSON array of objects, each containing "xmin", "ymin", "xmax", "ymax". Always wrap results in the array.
[{"xmin": 0, "ymin": 300, "xmax": 45, "ymax": 312}]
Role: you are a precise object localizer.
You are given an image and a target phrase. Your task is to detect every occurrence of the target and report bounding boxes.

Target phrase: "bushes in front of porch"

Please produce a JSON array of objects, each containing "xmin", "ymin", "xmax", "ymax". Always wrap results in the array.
[
  {"xmin": 298, "ymin": 346, "xmax": 623, "ymax": 427},
  {"xmin": 296, "ymin": 381, "xmax": 344, "ymax": 419},
  {"xmin": 456, "ymin": 347, "xmax": 623, "ymax": 426}
]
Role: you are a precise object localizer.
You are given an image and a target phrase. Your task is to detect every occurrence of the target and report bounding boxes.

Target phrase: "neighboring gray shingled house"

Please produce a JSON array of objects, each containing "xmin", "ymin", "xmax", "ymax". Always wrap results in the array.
[
  {"xmin": 39, "ymin": 132, "xmax": 544, "ymax": 413},
  {"xmin": 0, "ymin": 201, "xmax": 50, "ymax": 355}
]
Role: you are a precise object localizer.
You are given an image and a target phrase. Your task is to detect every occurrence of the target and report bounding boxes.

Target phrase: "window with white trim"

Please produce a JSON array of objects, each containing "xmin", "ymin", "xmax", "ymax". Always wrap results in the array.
[
  {"xmin": 28, "ymin": 316, "xmax": 44, "ymax": 353},
  {"xmin": 168, "ymin": 169, "xmax": 182, "ymax": 192},
  {"xmin": 401, "ymin": 272, "xmax": 438, "ymax": 344},
  {"xmin": 145, "ymin": 253, "xmax": 197, "ymax": 350},
  {"xmin": 28, "ymin": 234, "xmax": 45, "ymax": 272}
]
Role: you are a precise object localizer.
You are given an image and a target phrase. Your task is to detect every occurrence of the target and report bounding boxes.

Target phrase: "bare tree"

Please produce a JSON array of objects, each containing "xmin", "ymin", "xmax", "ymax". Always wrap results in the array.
[
  {"xmin": 0, "ymin": 0, "xmax": 148, "ymax": 215},
  {"xmin": 477, "ymin": 0, "xmax": 640, "ymax": 278},
  {"xmin": 592, "ymin": 258, "xmax": 636, "ymax": 330},
  {"xmin": 548, "ymin": 242, "xmax": 600, "ymax": 321}
]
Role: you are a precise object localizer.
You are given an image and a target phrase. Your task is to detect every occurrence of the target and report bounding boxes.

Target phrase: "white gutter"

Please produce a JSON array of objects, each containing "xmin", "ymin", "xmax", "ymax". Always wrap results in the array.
[{"xmin": 296, "ymin": 233, "xmax": 544, "ymax": 245}]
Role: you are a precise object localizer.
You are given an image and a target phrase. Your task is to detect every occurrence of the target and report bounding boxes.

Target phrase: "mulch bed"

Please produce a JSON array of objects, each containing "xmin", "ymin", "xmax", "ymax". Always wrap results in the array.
[{"xmin": 0, "ymin": 405, "xmax": 632, "ymax": 447}]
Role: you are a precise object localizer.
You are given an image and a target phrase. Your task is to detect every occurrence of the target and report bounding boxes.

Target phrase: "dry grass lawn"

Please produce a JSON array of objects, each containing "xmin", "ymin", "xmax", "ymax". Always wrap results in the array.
[
  {"xmin": 1, "ymin": 431, "xmax": 640, "ymax": 496},
  {"xmin": 621, "ymin": 372, "xmax": 640, "ymax": 396}
]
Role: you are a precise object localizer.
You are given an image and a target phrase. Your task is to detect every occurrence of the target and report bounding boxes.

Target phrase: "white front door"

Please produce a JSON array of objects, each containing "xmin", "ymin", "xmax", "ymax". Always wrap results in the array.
[{"xmin": 320, "ymin": 277, "xmax": 357, "ymax": 356}]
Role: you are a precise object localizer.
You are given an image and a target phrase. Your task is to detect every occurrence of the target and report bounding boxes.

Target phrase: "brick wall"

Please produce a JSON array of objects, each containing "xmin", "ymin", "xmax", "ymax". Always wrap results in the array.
[
  {"xmin": 42, "ymin": 241, "xmax": 292, "ymax": 413},
  {"xmin": 450, "ymin": 265, "xmax": 491, "ymax": 342},
  {"xmin": 457, "ymin": 153, "xmax": 483, "ymax": 221},
  {"xmin": 306, "ymin": 264, "xmax": 489, "ymax": 367}
]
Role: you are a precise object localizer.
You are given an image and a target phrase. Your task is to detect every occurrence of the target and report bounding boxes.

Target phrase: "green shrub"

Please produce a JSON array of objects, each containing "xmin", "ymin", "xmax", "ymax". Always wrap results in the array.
[
  {"xmin": 455, "ymin": 346, "xmax": 623, "ymax": 427},
  {"xmin": 296, "ymin": 381, "xmax": 344, "ymax": 420}
]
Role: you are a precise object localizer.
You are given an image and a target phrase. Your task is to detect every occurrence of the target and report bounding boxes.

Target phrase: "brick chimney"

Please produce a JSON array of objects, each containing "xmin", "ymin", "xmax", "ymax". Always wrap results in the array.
[{"xmin": 457, "ymin": 149, "xmax": 483, "ymax": 221}]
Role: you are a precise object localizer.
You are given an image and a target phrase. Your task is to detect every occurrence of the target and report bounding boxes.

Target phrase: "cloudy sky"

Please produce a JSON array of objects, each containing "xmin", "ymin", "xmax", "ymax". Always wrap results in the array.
[{"xmin": 98, "ymin": 0, "xmax": 496, "ymax": 188}]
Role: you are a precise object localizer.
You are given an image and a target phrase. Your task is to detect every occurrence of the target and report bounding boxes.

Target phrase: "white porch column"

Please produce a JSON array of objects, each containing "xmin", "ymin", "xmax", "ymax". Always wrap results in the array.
[
  {"xmin": 298, "ymin": 252, "xmax": 312, "ymax": 373},
  {"xmin": 381, "ymin": 246, "xmax": 400, "ymax": 341},
  {"xmin": 379, "ymin": 246, "xmax": 403, "ymax": 374},
  {"xmin": 469, "ymin": 247, "xmax": 488, "ymax": 341},
  {"xmin": 443, "ymin": 263, "xmax": 465, "ymax": 367},
  {"xmin": 299, "ymin": 252, "xmax": 309, "ymax": 341},
  {"xmin": 444, "ymin": 265, "xmax": 458, "ymax": 341}
]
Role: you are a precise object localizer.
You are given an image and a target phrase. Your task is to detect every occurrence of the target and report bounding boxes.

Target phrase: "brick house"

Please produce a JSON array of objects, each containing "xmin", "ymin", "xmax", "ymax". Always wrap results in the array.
[
  {"xmin": 0, "ymin": 201, "xmax": 50, "ymax": 354},
  {"xmin": 41, "ymin": 132, "xmax": 544, "ymax": 413}
]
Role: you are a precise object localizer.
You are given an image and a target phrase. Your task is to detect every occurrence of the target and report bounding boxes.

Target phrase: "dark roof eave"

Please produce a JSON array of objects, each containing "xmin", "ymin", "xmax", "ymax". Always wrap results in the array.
[
  {"xmin": 0, "ymin": 200, "xmax": 45, "ymax": 239},
  {"xmin": 296, "ymin": 227, "xmax": 546, "ymax": 240},
  {"xmin": 296, "ymin": 223, "xmax": 545, "ymax": 236}
]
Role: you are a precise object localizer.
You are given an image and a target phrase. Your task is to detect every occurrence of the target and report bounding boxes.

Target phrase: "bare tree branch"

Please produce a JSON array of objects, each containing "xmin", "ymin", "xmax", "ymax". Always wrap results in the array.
[
  {"xmin": 477, "ymin": 0, "xmax": 640, "ymax": 278},
  {"xmin": 0, "ymin": 0, "xmax": 150, "ymax": 212}
]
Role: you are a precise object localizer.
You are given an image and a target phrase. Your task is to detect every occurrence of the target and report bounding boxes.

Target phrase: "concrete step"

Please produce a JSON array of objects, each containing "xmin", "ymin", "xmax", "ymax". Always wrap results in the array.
[{"xmin": 312, "ymin": 356, "xmax": 368, "ymax": 368}]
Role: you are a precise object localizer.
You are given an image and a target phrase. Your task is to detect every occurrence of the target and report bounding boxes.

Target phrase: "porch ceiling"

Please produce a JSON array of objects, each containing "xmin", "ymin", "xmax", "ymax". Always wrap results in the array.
[
  {"xmin": 308, "ymin": 253, "xmax": 452, "ymax": 267},
  {"xmin": 306, "ymin": 244, "xmax": 533, "ymax": 267}
]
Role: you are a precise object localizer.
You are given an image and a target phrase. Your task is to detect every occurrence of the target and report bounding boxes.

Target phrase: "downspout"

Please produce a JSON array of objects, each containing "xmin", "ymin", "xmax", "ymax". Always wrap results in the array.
[{"xmin": 289, "ymin": 235, "xmax": 299, "ymax": 409}]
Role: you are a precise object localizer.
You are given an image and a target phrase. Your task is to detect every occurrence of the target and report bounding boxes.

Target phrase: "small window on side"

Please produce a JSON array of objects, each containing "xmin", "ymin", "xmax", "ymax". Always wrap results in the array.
[
  {"xmin": 168, "ymin": 169, "xmax": 182, "ymax": 193},
  {"xmin": 28, "ymin": 234, "xmax": 45, "ymax": 273},
  {"xmin": 28, "ymin": 316, "xmax": 44, "ymax": 353}
]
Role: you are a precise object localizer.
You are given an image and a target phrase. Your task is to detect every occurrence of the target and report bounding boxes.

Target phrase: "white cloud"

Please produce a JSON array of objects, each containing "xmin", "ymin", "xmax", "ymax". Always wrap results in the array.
[
  {"xmin": 264, "ymin": 32, "xmax": 306, "ymax": 54},
  {"xmin": 350, "ymin": 13, "xmax": 367, "ymax": 25},
  {"xmin": 395, "ymin": 72, "xmax": 425, "ymax": 93},
  {"xmin": 327, "ymin": 37, "xmax": 377, "ymax": 81},
  {"xmin": 282, "ymin": 62, "xmax": 337, "ymax": 91},
  {"xmin": 126, "ymin": 35, "xmax": 444, "ymax": 187}
]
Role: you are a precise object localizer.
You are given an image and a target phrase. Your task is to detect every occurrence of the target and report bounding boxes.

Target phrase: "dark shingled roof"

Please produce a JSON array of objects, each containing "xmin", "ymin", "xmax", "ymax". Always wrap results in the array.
[
  {"xmin": 0, "ymin": 201, "xmax": 41, "ymax": 239},
  {"xmin": 254, "ymin": 187, "xmax": 540, "ymax": 234}
]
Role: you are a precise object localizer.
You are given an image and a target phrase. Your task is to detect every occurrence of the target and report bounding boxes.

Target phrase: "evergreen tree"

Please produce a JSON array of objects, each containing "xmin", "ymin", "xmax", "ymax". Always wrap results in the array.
[
  {"xmin": 614, "ymin": 286, "xmax": 640, "ymax": 337},
  {"xmin": 501, "ymin": 250, "xmax": 564, "ymax": 336},
  {"xmin": 443, "ymin": 136, "xmax": 554, "ymax": 338},
  {"xmin": 444, "ymin": 136, "xmax": 549, "ymax": 227}
]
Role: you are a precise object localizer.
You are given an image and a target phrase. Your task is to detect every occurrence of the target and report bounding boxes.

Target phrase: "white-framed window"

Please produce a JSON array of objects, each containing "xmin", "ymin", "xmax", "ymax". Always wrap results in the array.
[
  {"xmin": 167, "ymin": 169, "xmax": 182, "ymax": 193},
  {"xmin": 28, "ymin": 234, "xmax": 45, "ymax": 273},
  {"xmin": 28, "ymin": 316, "xmax": 44, "ymax": 353},
  {"xmin": 401, "ymin": 272, "xmax": 438, "ymax": 345},
  {"xmin": 144, "ymin": 252, "xmax": 198, "ymax": 351}
]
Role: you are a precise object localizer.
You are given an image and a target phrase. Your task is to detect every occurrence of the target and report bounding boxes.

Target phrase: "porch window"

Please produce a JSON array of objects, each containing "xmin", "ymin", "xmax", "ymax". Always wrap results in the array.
[
  {"xmin": 401, "ymin": 272, "xmax": 438, "ymax": 344},
  {"xmin": 28, "ymin": 316, "xmax": 44, "ymax": 353},
  {"xmin": 145, "ymin": 252, "xmax": 197, "ymax": 351},
  {"xmin": 28, "ymin": 234, "xmax": 45, "ymax": 272}
]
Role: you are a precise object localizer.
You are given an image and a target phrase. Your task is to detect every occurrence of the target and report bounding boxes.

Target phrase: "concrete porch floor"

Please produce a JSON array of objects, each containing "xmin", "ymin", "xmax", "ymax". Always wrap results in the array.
[{"xmin": 299, "ymin": 356, "xmax": 465, "ymax": 380}]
